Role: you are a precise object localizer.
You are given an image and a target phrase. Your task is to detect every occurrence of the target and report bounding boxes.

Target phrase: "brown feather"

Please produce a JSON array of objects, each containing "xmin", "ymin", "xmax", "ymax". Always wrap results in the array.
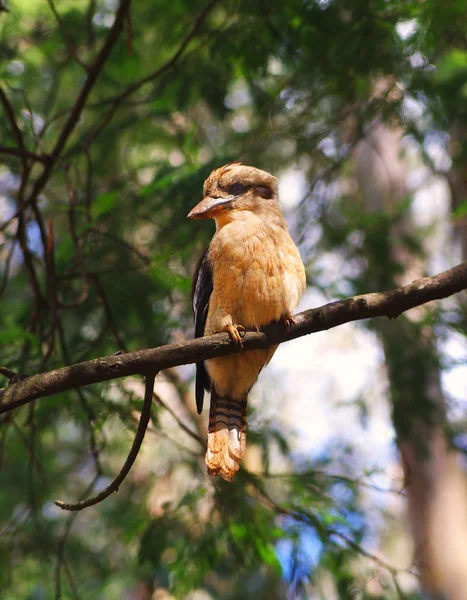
[{"xmin": 189, "ymin": 164, "xmax": 306, "ymax": 481}]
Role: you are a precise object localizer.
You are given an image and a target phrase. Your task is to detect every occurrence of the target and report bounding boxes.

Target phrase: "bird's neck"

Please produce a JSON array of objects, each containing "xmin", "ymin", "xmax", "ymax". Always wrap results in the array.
[{"xmin": 213, "ymin": 207, "xmax": 287, "ymax": 232}]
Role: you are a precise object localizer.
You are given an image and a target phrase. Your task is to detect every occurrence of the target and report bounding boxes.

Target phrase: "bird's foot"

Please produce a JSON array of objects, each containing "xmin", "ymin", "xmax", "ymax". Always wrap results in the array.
[
  {"xmin": 281, "ymin": 314, "xmax": 296, "ymax": 331},
  {"xmin": 224, "ymin": 324, "xmax": 246, "ymax": 347}
]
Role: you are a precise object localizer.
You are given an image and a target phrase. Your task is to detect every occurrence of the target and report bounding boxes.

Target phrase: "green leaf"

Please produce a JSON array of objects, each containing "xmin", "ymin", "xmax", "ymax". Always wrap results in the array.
[
  {"xmin": 91, "ymin": 192, "xmax": 118, "ymax": 219},
  {"xmin": 452, "ymin": 200, "xmax": 467, "ymax": 220}
]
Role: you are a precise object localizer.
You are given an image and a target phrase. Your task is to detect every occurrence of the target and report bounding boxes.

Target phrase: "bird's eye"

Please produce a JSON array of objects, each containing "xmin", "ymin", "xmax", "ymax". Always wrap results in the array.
[{"xmin": 228, "ymin": 183, "xmax": 247, "ymax": 196}]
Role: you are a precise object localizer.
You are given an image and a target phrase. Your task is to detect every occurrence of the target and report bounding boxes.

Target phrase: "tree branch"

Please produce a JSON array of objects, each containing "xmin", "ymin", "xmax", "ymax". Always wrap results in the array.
[
  {"xmin": 1, "ymin": 261, "xmax": 467, "ymax": 414},
  {"xmin": 92, "ymin": 0, "xmax": 220, "ymax": 107},
  {"xmin": 24, "ymin": 0, "xmax": 131, "ymax": 208},
  {"xmin": 54, "ymin": 372, "xmax": 156, "ymax": 511},
  {"xmin": 0, "ymin": 145, "xmax": 51, "ymax": 164},
  {"xmin": 41, "ymin": 0, "xmax": 219, "ymax": 144},
  {"xmin": 0, "ymin": 86, "xmax": 26, "ymax": 160},
  {"xmin": 45, "ymin": 0, "xmax": 90, "ymax": 72}
]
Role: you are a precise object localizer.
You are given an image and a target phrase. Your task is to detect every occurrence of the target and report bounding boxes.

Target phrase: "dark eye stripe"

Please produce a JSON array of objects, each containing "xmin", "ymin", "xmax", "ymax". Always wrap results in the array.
[
  {"xmin": 228, "ymin": 183, "xmax": 247, "ymax": 196},
  {"xmin": 256, "ymin": 186, "xmax": 273, "ymax": 199}
]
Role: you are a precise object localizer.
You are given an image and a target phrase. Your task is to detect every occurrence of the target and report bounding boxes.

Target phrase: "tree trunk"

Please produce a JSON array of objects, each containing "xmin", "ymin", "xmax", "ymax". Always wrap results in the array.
[
  {"xmin": 354, "ymin": 122, "xmax": 467, "ymax": 599},
  {"xmin": 448, "ymin": 120, "xmax": 467, "ymax": 261}
]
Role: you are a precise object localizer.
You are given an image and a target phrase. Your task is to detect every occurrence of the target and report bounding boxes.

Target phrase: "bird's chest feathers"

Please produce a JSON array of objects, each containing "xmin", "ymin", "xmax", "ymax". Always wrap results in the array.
[{"xmin": 207, "ymin": 219, "xmax": 302, "ymax": 330}]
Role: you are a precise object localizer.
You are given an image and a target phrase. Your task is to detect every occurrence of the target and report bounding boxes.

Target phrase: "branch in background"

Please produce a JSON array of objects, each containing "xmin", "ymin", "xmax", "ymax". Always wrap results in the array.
[
  {"xmin": 0, "ymin": 241, "xmax": 17, "ymax": 298},
  {"xmin": 0, "ymin": 368, "xmax": 19, "ymax": 380},
  {"xmin": 54, "ymin": 372, "xmax": 157, "ymax": 511},
  {"xmin": 0, "ymin": 145, "xmax": 51, "ymax": 164},
  {"xmin": 125, "ymin": 11, "xmax": 132, "ymax": 56},
  {"xmin": 56, "ymin": 168, "xmax": 90, "ymax": 309},
  {"xmin": 0, "ymin": 88, "xmax": 46, "ymax": 308},
  {"xmin": 43, "ymin": 219, "xmax": 58, "ymax": 361},
  {"xmin": 246, "ymin": 470, "xmax": 417, "ymax": 585},
  {"xmin": 94, "ymin": 0, "xmax": 220, "ymax": 107},
  {"xmin": 45, "ymin": 0, "xmax": 91, "ymax": 72},
  {"xmin": 23, "ymin": 0, "xmax": 131, "ymax": 208},
  {"xmin": 40, "ymin": 0, "xmax": 219, "ymax": 148},
  {"xmin": 1, "ymin": 261, "xmax": 466, "ymax": 414},
  {"xmin": 0, "ymin": 1, "xmax": 131, "ymax": 330},
  {"xmin": 58, "ymin": 0, "xmax": 221, "ymax": 158},
  {"xmin": 0, "ymin": 86, "xmax": 27, "ymax": 165}
]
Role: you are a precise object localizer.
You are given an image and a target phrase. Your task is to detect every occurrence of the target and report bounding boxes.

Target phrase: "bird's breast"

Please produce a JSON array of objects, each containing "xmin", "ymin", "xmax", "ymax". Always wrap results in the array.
[{"xmin": 206, "ymin": 221, "xmax": 305, "ymax": 332}]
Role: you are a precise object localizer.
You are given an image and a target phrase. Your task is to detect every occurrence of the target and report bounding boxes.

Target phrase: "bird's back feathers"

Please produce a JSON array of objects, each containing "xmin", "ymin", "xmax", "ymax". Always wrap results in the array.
[{"xmin": 192, "ymin": 248, "xmax": 213, "ymax": 414}]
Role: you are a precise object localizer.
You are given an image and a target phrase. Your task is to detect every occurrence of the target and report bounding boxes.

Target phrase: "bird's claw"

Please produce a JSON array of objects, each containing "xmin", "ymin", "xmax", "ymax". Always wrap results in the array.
[
  {"xmin": 225, "ymin": 324, "xmax": 246, "ymax": 347},
  {"xmin": 282, "ymin": 315, "xmax": 296, "ymax": 331},
  {"xmin": 236, "ymin": 325, "xmax": 246, "ymax": 338}
]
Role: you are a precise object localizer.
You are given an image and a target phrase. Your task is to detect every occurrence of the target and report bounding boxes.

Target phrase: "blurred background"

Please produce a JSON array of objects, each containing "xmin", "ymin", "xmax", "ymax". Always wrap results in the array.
[{"xmin": 1, "ymin": 0, "xmax": 467, "ymax": 598}]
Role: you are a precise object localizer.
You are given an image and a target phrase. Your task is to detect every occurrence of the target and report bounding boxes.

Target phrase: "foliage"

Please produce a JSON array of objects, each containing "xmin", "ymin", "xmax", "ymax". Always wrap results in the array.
[{"xmin": 1, "ymin": 0, "xmax": 466, "ymax": 598}]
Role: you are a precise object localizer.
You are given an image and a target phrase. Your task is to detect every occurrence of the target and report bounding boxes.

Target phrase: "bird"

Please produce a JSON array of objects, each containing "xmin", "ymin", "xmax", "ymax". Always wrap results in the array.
[{"xmin": 188, "ymin": 163, "xmax": 306, "ymax": 481}]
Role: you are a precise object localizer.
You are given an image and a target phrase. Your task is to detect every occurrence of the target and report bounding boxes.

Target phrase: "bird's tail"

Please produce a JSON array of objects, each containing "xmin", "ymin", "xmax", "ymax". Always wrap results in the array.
[{"xmin": 205, "ymin": 388, "xmax": 247, "ymax": 481}]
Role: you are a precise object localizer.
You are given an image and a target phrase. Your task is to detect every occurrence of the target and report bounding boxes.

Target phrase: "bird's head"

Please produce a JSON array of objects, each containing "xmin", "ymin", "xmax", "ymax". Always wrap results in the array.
[{"xmin": 187, "ymin": 163, "xmax": 283, "ymax": 227}]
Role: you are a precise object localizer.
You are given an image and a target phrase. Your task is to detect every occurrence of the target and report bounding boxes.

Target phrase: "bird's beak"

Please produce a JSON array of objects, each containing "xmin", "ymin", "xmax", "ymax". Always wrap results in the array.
[{"xmin": 187, "ymin": 196, "xmax": 235, "ymax": 219}]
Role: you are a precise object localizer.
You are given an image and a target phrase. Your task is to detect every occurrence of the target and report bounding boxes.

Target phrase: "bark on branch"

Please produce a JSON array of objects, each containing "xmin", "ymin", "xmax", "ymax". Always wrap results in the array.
[{"xmin": 1, "ymin": 261, "xmax": 467, "ymax": 415}]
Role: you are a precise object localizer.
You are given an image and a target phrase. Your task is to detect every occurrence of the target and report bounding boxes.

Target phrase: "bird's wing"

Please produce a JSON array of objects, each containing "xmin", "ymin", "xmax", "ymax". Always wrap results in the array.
[{"xmin": 192, "ymin": 247, "xmax": 213, "ymax": 414}]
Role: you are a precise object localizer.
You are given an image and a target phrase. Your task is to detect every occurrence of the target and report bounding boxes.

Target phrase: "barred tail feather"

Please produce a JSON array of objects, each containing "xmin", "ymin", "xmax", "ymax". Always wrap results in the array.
[{"xmin": 206, "ymin": 389, "xmax": 247, "ymax": 481}]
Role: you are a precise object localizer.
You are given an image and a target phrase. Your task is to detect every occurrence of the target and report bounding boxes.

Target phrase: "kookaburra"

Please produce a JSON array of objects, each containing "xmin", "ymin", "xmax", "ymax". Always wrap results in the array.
[{"xmin": 188, "ymin": 163, "xmax": 306, "ymax": 481}]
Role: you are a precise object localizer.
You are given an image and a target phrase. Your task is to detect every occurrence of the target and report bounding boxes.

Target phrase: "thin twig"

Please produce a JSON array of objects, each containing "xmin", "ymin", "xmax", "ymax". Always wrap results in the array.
[
  {"xmin": 0, "ymin": 210, "xmax": 19, "ymax": 234},
  {"xmin": 0, "ymin": 367, "xmax": 18, "ymax": 380},
  {"xmin": 46, "ymin": 0, "xmax": 90, "ymax": 72},
  {"xmin": 0, "ymin": 86, "xmax": 27, "ymax": 167},
  {"xmin": 54, "ymin": 475, "xmax": 99, "ymax": 598},
  {"xmin": 43, "ymin": 219, "xmax": 58, "ymax": 361},
  {"xmin": 6, "ymin": 83, "xmax": 42, "ymax": 152},
  {"xmin": 54, "ymin": 371, "xmax": 157, "ymax": 511},
  {"xmin": 80, "ymin": 0, "xmax": 220, "ymax": 107},
  {"xmin": 11, "ymin": 419, "xmax": 47, "ymax": 484},
  {"xmin": 125, "ymin": 11, "xmax": 132, "ymax": 56},
  {"xmin": 153, "ymin": 392, "xmax": 203, "ymax": 446},
  {"xmin": 56, "ymin": 168, "xmax": 90, "ymax": 309},
  {"xmin": 83, "ymin": 148, "xmax": 93, "ymax": 220},
  {"xmin": 248, "ymin": 472, "xmax": 416, "ymax": 579},
  {"xmin": 90, "ymin": 275, "xmax": 127, "ymax": 351},
  {"xmin": 57, "ymin": 0, "xmax": 221, "ymax": 158},
  {"xmin": 0, "ymin": 86, "xmax": 45, "ymax": 309},
  {"xmin": 0, "ymin": 145, "xmax": 50, "ymax": 164},
  {"xmin": 147, "ymin": 423, "xmax": 202, "ymax": 456},
  {"xmin": 24, "ymin": 0, "xmax": 131, "ymax": 210},
  {"xmin": 56, "ymin": 316, "xmax": 103, "ymax": 475},
  {"xmin": 0, "ymin": 420, "xmax": 10, "ymax": 470},
  {"xmin": 262, "ymin": 469, "xmax": 405, "ymax": 496}
]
